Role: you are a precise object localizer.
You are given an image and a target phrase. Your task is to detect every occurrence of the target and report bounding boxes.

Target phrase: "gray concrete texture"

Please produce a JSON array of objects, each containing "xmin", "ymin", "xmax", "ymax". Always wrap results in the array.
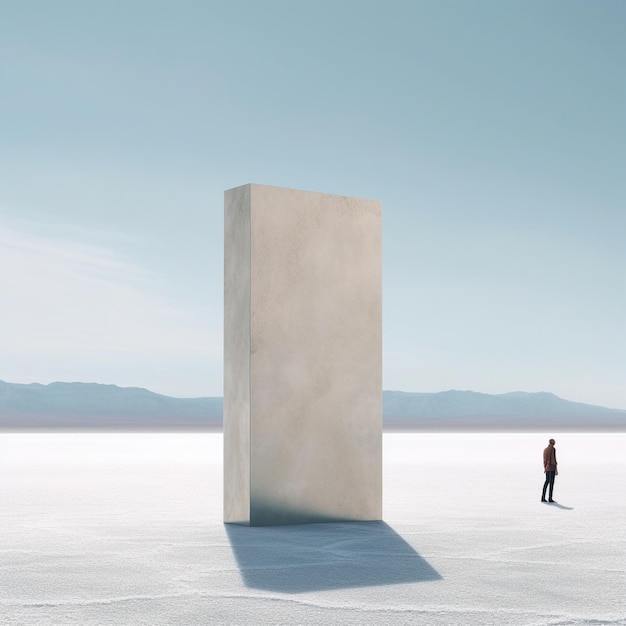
[{"xmin": 224, "ymin": 184, "xmax": 382, "ymax": 526}]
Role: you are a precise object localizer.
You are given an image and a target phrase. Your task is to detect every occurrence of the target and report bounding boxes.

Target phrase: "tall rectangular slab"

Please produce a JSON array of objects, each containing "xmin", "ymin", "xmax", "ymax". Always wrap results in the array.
[{"xmin": 224, "ymin": 184, "xmax": 381, "ymax": 526}]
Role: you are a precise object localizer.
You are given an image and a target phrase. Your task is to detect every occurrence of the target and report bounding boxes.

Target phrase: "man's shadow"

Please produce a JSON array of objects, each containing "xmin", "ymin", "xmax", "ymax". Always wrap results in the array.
[
  {"xmin": 546, "ymin": 502, "xmax": 574, "ymax": 510},
  {"xmin": 225, "ymin": 521, "xmax": 441, "ymax": 593}
]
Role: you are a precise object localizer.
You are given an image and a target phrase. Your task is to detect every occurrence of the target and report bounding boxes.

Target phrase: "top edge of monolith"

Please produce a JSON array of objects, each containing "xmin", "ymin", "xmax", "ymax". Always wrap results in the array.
[{"xmin": 224, "ymin": 183, "xmax": 380, "ymax": 205}]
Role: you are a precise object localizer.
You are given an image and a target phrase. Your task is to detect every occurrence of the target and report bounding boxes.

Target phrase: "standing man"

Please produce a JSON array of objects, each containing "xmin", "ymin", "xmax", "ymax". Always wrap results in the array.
[{"xmin": 542, "ymin": 438, "xmax": 558, "ymax": 503}]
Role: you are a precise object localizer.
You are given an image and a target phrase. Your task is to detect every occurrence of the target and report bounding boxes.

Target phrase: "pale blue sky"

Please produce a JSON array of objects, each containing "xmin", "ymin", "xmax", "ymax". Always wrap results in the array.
[{"xmin": 1, "ymin": 1, "xmax": 624, "ymax": 407}]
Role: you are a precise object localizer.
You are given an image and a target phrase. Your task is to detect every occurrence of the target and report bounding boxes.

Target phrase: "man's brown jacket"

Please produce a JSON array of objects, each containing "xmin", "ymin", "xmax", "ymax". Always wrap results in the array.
[{"xmin": 543, "ymin": 444, "xmax": 557, "ymax": 472}]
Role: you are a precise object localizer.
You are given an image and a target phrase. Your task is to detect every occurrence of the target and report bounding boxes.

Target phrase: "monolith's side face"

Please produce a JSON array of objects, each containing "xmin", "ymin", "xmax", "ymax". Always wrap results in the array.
[
  {"xmin": 223, "ymin": 185, "xmax": 251, "ymax": 525},
  {"xmin": 224, "ymin": 184, "xmax": 381, "ymax": 526}
]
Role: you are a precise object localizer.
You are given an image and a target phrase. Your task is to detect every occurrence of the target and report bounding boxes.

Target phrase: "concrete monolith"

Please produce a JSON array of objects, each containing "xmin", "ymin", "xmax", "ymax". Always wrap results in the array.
[{"xmin": 224, "ymin": 184, "xmax": 381, "ymax": 525}]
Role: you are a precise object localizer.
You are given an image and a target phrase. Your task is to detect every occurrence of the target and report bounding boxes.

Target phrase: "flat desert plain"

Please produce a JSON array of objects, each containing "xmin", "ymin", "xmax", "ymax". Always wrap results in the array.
[{"xmin": 1, "ymin": 433, "xmax": 624, "ymax": 625}]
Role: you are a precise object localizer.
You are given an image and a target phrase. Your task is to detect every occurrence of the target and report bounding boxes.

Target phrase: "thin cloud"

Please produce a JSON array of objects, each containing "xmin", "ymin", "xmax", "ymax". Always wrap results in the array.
[
  {"xmin": 0, "ymin": 223, "xmax": 152, "ymax": 284},
  {"xmin": 1, "ymin": 222, "xmax": 218, "ymax": 393}
]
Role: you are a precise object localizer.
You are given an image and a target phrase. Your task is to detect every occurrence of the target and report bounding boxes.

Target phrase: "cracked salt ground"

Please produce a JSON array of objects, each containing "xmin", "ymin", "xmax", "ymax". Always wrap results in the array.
[{"xmin": 1, "ymin": 433, "xmax": 624, "ymax": 625}]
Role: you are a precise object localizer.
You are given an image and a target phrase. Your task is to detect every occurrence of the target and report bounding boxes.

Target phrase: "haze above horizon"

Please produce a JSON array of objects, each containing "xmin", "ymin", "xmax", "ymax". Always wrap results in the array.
[{"xmin": 1, "ymin": 1, "xmax": 624, "ymax": 408}]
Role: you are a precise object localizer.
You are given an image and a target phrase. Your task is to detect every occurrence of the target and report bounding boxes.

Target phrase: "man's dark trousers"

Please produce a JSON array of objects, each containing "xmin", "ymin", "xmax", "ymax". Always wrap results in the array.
[{"xmin": 542, "ymin": 471, "xmax": 555, "ymax": 501}]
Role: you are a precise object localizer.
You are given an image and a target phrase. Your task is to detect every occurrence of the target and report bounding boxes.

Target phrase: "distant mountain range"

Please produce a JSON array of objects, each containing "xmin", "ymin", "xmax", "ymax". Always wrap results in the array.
[
  {"xmin": 0, "ymin": 381, "xmax": 222, "ymax": 431},
  {"xmin": 383, "ymin": 390, "xmax": 626, "ymax": 431},
  {"xmin": 1, "ymin": 381, "xmax": 625, "ymax": 431}
]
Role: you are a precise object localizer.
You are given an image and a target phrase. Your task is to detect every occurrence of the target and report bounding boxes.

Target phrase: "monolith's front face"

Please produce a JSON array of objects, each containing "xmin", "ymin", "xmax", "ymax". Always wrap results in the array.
[{"xmin": 224, "ymin": 184, "xmax": 381, "ymax": 526}]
